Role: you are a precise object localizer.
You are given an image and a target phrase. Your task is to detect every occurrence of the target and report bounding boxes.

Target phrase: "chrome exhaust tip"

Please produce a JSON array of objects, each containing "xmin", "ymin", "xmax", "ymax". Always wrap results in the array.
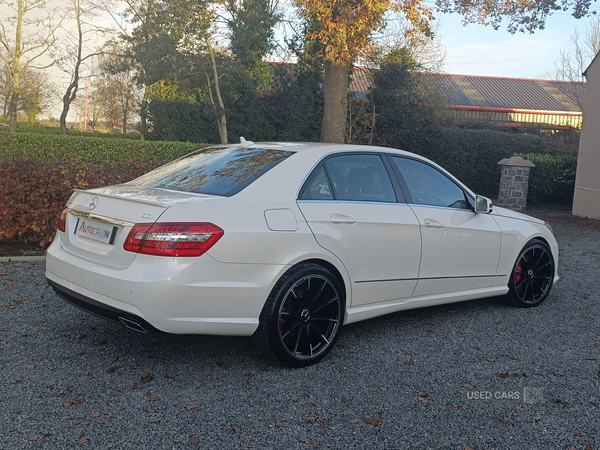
[{"xmin": 118, "ymin": 316, "xmax": 148, "ymax": 333}]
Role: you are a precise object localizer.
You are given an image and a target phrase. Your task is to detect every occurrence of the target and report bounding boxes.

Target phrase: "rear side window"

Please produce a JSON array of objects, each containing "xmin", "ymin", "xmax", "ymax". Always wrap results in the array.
[{"xmin": 130, "ymin": 146, "xmax": 294, "ymax": 197}]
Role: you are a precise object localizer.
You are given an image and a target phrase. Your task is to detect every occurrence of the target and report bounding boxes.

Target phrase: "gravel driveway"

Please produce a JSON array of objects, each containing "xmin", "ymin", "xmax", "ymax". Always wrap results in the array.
[{"xmin": 1, "ymin": 210, "xmax": 599, "ymax": 449}]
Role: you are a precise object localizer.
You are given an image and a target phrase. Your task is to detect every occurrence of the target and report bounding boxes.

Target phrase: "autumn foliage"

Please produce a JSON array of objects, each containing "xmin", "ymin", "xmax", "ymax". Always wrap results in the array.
[
  {"xmin": 0, "ymin": 153, "xmax": 162, "ymax": 247},
  {"xmin": 297, "ymin": 0, "xmax": 434, "ymax": 63}
]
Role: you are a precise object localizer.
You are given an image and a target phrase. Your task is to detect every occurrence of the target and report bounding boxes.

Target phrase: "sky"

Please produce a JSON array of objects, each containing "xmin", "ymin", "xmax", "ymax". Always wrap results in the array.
[{"xmin": 436, "ymin": 9, "xmax": 599, "ymax": 80}]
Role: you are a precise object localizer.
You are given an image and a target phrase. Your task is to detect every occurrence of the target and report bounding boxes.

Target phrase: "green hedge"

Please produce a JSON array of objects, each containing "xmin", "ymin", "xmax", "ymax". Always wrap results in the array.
[
  {"xmin": 515, "ymin": 153, "xmax": 578, "ymax": 205},
  {"xmin": 0, "ymin": 133, "xmax": 207, "ymax": 166}
]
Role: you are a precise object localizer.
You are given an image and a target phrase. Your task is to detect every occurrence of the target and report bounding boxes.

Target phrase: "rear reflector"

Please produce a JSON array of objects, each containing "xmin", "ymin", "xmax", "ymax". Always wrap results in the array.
[
  {"xmin": 123, "ymin": 222, "xmax": 224, "ymax": 257},
  {"xmin": 58, "ymin": 207, "xmax": 68, "ymax": 233}
]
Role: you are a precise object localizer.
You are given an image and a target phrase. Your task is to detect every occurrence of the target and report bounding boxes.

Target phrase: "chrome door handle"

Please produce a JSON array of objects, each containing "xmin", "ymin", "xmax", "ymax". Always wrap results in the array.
[{"xmin": 330, "ymin": 213, "xmax": 356, "ymax": 225}]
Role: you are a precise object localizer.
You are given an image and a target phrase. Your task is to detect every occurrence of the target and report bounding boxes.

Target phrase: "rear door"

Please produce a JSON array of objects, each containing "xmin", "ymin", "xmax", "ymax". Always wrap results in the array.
[{"xmin": 297, "ymin": 153, "xmax": 422, "ymax": 306}]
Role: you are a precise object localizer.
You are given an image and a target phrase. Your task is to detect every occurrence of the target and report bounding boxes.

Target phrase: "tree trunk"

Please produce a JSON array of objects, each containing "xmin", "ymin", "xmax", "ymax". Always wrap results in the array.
[
  {"xmin": 320, "ymin": 60, "xmax": 348, "ymax": 143},
  {"xmin": 8, "ymin": 91, "xmax": 19, "ymax": 132},
  {"xmin": 60, "ymin": 0, "xmax": 83, "ymax": 135},
  {"xmin": 122, "ymin": 98, "xmax": 128, "ymax": 134},
  {"xmin": 139, "ymin": 86, "xmax": 149, "ymax": 141},
  {"xmin": 207, "ymin": 40, "xmax": 227, "ymax": 144}
]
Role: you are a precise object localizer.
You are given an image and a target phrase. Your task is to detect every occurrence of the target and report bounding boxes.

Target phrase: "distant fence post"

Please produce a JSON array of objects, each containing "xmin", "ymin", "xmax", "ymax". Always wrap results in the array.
[{"xmin": 497, "ymin": 156, "xmax": 535, "ymax": 212}]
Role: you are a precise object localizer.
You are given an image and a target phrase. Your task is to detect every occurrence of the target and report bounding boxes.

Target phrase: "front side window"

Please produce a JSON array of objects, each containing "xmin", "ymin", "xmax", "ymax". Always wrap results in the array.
[
  {"xmin": 129, "ymin": 146, "xmax": 293, "ymax": 197},
  {"xmin": 324, "ymin": 154, "xmax": 397, "ymax": 203},
  {"xmin": 392, "ymin": 157, "xmax": 469, "ymax": 209}
]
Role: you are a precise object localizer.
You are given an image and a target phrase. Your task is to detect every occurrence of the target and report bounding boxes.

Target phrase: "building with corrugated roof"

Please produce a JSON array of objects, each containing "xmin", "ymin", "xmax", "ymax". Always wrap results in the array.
[{"xmin": 349, "ymin": 68, "xmax": 585, "ymax": 130}]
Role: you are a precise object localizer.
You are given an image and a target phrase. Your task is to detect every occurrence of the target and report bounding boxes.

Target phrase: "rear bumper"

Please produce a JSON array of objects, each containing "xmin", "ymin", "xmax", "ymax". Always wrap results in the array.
[
  {"xmin": 45, "ymin": 239, "xmax": 287, "ymax": 336},
  {"xmin": 48, "ymin": 278, "xmax": 161, "ymax": 333}
]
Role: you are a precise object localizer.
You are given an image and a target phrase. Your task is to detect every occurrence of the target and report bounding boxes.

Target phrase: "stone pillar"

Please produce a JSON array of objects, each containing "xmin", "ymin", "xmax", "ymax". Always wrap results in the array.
[{"xmin": 497, "ymin": 156, "xmax": 535, "ymax": 212}]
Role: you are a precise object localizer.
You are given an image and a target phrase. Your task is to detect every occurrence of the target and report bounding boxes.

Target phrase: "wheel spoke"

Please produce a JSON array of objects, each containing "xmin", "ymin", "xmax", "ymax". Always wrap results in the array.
[
  {"xmin": 312, "ymin": 296, "xmax": 339, "ymax": 314},
  {"xmin": 292, "ymin": 325, "xmax": 304, "ymax": 355},
  {"xmin": 308, "ymin": 279, "xmax": 327, "ymax": 306},
  {"xmin": 308, "ymin": 323, "xmax": 330, "ymax": 345},
  {"xmin": 306, "ymin": 325, "xmax": 313, "ymax": 356},
  {"xmin": 281, "ymin": 321, "xmax": 300, "ymax": 340},
  {"xmin": 312, "ymin": 315, "xmax": 339, "ymax": 323}
]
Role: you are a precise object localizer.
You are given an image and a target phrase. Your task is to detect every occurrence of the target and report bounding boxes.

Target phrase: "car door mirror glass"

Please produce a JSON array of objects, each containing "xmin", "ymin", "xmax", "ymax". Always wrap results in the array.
[{"xmin": 475, "ymin": 195, "xmax": 493, "ymax": 214}]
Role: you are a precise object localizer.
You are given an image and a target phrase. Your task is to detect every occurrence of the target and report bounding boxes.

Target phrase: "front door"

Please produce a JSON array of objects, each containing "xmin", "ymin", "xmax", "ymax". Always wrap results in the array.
[{"xmin": 389, "ymin": 156, "xmax": 501, "ymax": 297}]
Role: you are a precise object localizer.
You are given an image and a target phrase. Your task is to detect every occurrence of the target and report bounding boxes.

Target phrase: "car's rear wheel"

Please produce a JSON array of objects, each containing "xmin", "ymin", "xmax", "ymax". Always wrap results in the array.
[
  {"xmin": 252, "ymin": 264, "xmax": 344, "ymax": 367},
  {"xmin": 506, "ymin": 239, "xmax": 555, "ymax": 308}
]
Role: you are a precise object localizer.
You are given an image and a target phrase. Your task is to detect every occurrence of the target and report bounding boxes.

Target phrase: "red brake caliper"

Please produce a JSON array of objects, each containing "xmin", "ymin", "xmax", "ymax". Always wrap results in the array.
[
  {"xmin": 281, "ymin": 307, "xmax": 287, "ymax": 324},
  {"xmin": 515, "ymin": 263, "xmax": 522, "ymax": 283}
]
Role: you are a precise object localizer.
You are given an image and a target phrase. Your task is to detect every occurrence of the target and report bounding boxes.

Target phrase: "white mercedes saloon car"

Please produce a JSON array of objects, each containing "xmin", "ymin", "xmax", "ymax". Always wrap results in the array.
[{"xmin": 46, "ymin": 141, "xmax": 559, "ymax": 366}]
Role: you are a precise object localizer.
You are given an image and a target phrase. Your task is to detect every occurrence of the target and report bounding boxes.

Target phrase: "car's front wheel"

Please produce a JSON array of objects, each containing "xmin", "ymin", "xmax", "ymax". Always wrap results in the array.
[
  {"xmin": 252, "ymin": 264, "xmax": 344, "ymax": 367},
  {"xmin": 506, "ymin": 239, "xmax": 555, "ymax": 308}
]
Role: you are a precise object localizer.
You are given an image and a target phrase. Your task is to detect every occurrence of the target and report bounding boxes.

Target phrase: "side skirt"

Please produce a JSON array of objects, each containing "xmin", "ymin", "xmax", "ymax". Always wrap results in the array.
[{"xmin": 344, "ymin": 286, "xmax": 509, "ymax": 325}]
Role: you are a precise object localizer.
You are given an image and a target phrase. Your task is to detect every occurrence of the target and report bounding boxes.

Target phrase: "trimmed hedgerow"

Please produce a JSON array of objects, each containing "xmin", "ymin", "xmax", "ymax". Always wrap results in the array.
[
  {"xmin": 0, "ymin": 153, "xmax": 165, "ymax": 247},
  {"xmin": 515, "ymin": 153, "xmax": 578, "ymax": 205},
  {"xmin": 0, "ymin": 133, "xmax": 206, "ymax": 166}
]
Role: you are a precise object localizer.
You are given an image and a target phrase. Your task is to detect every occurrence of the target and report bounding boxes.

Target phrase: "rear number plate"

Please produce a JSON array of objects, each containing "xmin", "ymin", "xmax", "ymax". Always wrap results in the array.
[{"xmin": 74, "ymin": 217, "xmax": 117, "ymax": 245}]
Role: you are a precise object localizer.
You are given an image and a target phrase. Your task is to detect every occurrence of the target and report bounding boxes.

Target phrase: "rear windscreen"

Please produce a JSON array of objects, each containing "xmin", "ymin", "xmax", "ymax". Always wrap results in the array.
[{"xmin": 129, "ymin": 146, "xmax": 294, "ymax": 197}]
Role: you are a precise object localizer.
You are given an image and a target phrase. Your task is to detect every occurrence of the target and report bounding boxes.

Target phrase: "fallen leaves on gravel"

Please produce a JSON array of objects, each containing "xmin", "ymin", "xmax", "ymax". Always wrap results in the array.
[
  {"xmin": 150, "ymin": 416, "xmax": 165, "ymax": 424},
  {"xmin": 78, "ymin": 434, "xmax": 90, "ymax": 445},
  {"xmin": 107, "ymin": 364, "xmax": 124, "ymax": 374},
  {"xmin": 365, "ymin": 417, "xmax": 382, "ymax": 426},
  {"xmin": 298, "ymin": 438, "xmax": 310, "ymax": 444},
  {"xmin": 190, "ymin": 439, "xmax": 201, "ymax": 445},
  {"xmin": 499, "ymin": 419, "xmax": 509, "ymax": 424},
  {"xmin": 86, "ymin": 412, "xmax": 100, "ymax": 418},
  {"xmin": 10, "ymin": 377, "xmax": 22, "ymax": 384},
  {"xmin": 64, "ymin": 400, "xmax": 81, "ymax": 408},
  {"xmin": 233, "ymin": 426, "xmax": 244, "ymax": 433},
  {"xmin": 486, "ymin": 357, "xmax": 497, "ymax": 362},
  {"xmin": 186, "ymin": 402, "xmax": 199, "ymax": 411},
  {"xmin": 496, "ymin": 372, "xmax": 509, "ymax": 379},
  {"xmin": 304, "ymin": 412, "xmax": 317, "ymax": 423},
  {"xmin": 402, "ymin": 361, "xmax": 413, "ymax": 366},
  {"xmin": 417, "ymin": 396, "xmax": 428, "ymax": 404},
  {"xmin": 507, "ymin": 355, "xmax": 520, "ymax": 360},
  {"xmin": 26, "ymin": 365, "xmax": 35, "ymax": 370},
  {"xmin": 141, "ymin": 373, "xmax": 153, "ymax": 383},
  {"xmin": 584, "ymin": 357, "xmax": 597, "ymax": 361},
  {"xmin": 26, "ymin": 436, "xmax": 38, "ymax": 441}
]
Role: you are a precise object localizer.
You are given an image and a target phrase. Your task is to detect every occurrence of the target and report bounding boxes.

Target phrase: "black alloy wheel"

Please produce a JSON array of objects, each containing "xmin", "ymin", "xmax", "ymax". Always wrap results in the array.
[
  {"xmin": 506, "ymin": 239, "xmax": 555, "ymax": 307},
  {"xmin": 252, "ymin": 264, "xmax": 344, "ymax": 367}
]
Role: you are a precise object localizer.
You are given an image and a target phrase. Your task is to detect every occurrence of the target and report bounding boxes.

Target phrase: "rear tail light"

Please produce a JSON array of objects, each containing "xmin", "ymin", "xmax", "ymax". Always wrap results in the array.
[
  {"xmin": 58, "ymin": 207, "xmax": 68, "ymax": 233},
  {"xmin": 123, "ymin": 222, "xmax": 224, "ymax": 257}
]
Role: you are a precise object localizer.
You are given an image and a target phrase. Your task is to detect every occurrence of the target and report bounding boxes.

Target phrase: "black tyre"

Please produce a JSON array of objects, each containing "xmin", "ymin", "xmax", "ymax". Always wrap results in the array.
[
  {"xmin": 506, "ymin": 239, "xmax": 555, "ymax": 308},
  {"xmin": 252, "ymin": 264, "xmax": 344, "ymax": 367}
]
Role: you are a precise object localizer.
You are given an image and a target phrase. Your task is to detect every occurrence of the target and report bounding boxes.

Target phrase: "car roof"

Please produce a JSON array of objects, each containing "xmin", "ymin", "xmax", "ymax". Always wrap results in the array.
[{"xmin": 236, "ymin": 141, "xmax": 417, "ymax": 158}]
